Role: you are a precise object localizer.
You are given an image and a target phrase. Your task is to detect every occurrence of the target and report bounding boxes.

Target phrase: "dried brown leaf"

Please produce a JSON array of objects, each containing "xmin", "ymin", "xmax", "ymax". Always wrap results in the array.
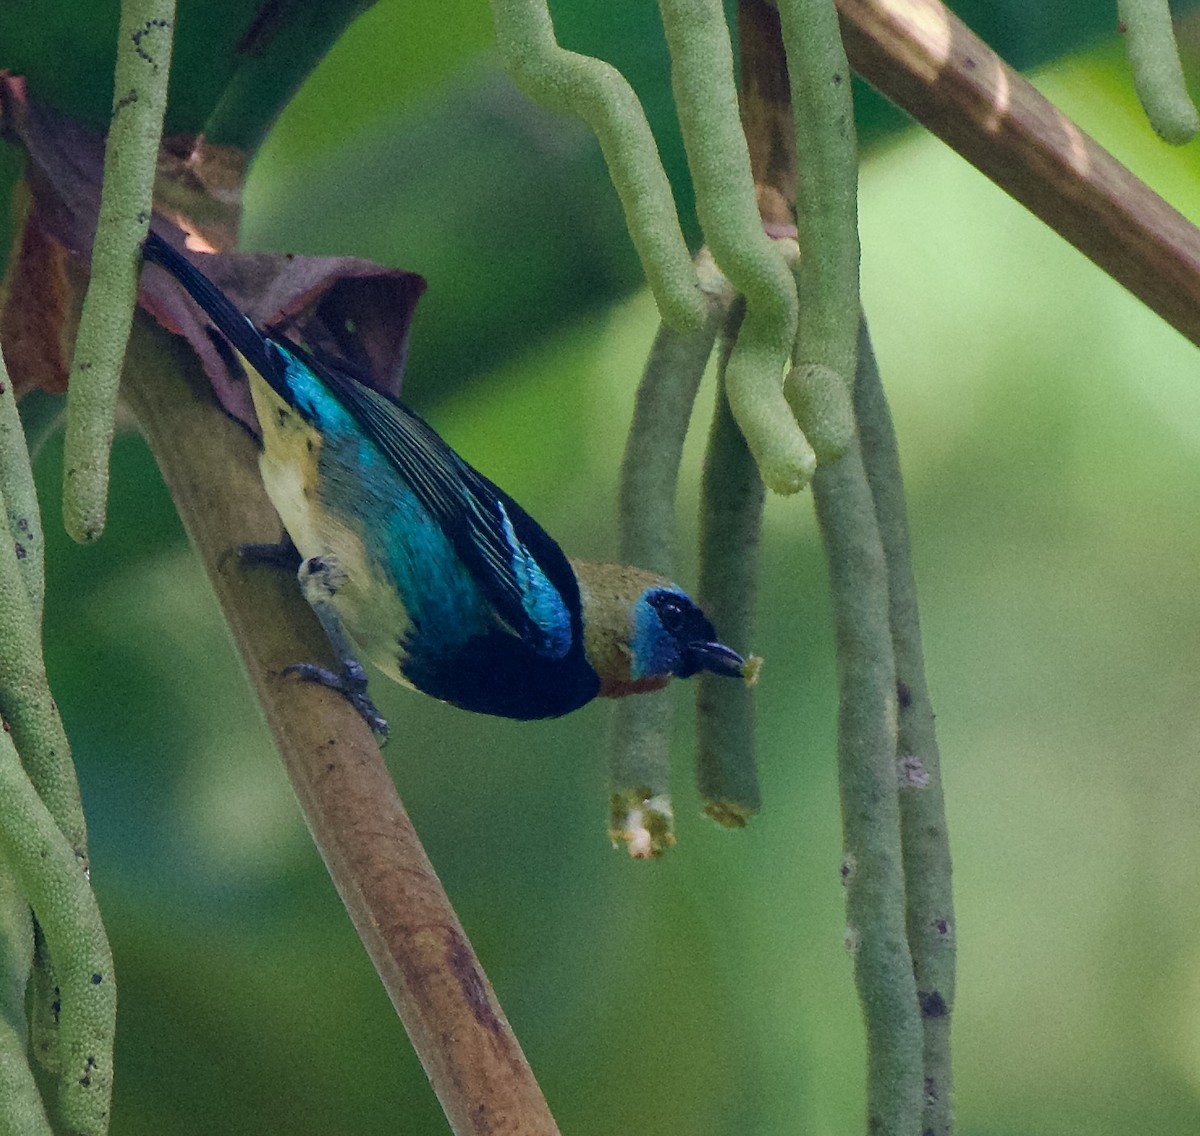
[
  {"xmin": 0, "ymin": 181, "xmax": 81, "ymax": 395},
  {"xmin": 0, "ymin": 73, "xmax": 426, "ymax": 428}
]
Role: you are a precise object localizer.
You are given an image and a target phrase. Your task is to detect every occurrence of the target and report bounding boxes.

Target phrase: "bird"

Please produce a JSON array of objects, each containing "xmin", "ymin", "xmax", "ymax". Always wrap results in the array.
[{"xmin": 141, "ymin": 230, "xmax": 749, "ymax": 732}]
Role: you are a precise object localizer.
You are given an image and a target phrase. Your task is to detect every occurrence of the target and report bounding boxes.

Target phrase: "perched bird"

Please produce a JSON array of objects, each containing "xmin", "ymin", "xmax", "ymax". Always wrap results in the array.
[{"xmin": 141, "ymin": 231, "xmax": 748, "ymax": 730}]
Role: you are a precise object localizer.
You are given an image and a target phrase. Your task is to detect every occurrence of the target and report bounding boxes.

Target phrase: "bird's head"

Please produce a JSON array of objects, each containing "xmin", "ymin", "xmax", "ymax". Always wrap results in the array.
[{"xmin": 571, "ymin": 561, "xmax": 747, "ymax": 697}]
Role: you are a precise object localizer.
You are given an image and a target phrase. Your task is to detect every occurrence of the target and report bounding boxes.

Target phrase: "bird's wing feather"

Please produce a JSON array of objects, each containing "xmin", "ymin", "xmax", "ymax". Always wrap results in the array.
[
  {"xmin": 142, "ymin": 230, "xmax": 576, "ymax": 661},
  {"xmin": 295, "ymin": 347, "xmax": 577, "ymax": 660}
]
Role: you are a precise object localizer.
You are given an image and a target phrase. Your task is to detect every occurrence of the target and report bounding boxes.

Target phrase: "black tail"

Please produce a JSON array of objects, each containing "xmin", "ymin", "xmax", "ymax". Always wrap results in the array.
[{"xmin": 142, "ymin": 230, "xmax": 280, "ymax": 386}]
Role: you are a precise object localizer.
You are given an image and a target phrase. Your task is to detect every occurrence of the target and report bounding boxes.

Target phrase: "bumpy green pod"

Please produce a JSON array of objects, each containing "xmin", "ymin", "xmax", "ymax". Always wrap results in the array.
[
  {"xmin": 1119, "ymin": 0, "xmax": 1200, "ymax": 144},
  {"xmin": 788, "ymin": 362, "xmax": 855, "ymax": 465}
]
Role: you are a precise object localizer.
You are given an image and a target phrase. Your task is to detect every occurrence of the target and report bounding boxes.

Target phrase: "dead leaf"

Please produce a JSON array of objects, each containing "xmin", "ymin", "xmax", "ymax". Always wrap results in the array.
[
  {"xmin": 0, "ymin": 179, "xmax": 81, "ymax": 395},
  {"xmin": 139, "ymin": 234, "xmax": 425, "ymax": 429},
  {"xmin": 0, "ymin": 72, "xmax": 426, "ymax": 430}
]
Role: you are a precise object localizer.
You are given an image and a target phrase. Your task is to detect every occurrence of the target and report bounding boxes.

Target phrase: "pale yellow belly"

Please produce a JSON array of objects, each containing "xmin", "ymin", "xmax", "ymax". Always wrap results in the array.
[{"xmin": 249, "ymin": 372, "xmax": 414, "ymax": 687}]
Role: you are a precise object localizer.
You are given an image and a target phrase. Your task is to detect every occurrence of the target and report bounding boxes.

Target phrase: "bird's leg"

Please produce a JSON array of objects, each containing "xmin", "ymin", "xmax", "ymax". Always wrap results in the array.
[
  {"xmin": 233, "ymin": 532, "xmax": 303, "ymax": 571},
  {"xmin": 281, "ymin": 555, "xmax": 389, "ymax": 739}
]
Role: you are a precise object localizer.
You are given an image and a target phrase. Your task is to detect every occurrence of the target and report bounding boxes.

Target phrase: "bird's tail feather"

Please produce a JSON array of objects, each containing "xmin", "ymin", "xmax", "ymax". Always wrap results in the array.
[{"xmin": 141, "ymin": 230, "xmax": 279, "ymax": 386}]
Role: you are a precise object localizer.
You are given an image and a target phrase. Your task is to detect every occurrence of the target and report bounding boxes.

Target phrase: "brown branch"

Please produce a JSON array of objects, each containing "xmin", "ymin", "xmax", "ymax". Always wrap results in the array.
[
  {"xmin": 836, "ymin": 0, "xmax": 1200, "ymax": 349},
  {"xmin": 738, "ymin": 0, "xmax": 797, "ymax": 228},
  {"xmin": 119, "ymin": 317, "xmax": 560, "ymax": 1136}
]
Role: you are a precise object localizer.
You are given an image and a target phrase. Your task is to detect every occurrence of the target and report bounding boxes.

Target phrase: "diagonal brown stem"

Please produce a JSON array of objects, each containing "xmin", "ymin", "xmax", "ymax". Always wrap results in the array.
[
  {"xmin": 837, "ymin": 0, "xmax": 1200, "ymax": 349},
  {"xmin": 120, "ymin": 317, "xmax": 560, "ymax": 1136}
]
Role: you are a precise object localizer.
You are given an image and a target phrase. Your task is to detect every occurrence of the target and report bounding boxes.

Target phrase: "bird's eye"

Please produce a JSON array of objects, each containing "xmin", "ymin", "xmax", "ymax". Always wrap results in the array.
[{"xmin": 657, "ymin": 595, "xmax": 686, "ymax": 633}]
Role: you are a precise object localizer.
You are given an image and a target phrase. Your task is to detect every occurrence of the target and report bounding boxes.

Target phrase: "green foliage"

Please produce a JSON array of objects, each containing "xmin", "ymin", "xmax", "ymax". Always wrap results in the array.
[{"xmin": 0, "ymin": 1, "xmax": 251, "ymax": 133}]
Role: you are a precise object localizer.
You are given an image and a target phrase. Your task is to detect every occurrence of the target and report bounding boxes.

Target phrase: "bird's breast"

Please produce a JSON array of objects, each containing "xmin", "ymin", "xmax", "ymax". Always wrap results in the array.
[
  {"xmin": 250, "ymin": 371, "xmax": 421, "ymax": 684},
  {"xmin": 250, "ymin": 374, "xmax": 325, "ymax": 556}
]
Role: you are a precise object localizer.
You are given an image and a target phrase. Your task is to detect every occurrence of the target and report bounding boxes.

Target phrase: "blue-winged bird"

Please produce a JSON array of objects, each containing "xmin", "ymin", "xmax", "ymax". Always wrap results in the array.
[{"xmin": 142, "ymin": 231, "xmax": 747, "ymax": 732}]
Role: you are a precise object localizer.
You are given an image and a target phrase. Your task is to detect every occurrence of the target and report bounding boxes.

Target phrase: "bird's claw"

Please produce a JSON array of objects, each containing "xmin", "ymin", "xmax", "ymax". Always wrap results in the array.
[{"xmin": 282, "ymin": 662, "xmax": 390, "ymax": 740}]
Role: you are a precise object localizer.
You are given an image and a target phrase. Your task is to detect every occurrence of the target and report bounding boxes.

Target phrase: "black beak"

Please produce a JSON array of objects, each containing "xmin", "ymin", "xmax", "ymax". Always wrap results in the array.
[{"xmin": 684, "ymin": 640, "xmax": 746, "ymax": 679}]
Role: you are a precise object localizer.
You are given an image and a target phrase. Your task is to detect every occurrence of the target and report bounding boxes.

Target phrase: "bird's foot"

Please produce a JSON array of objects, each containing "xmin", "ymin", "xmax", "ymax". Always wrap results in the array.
[{"xmin": 282, "ymin": 659, "xmax": 389, "ymax": 740}]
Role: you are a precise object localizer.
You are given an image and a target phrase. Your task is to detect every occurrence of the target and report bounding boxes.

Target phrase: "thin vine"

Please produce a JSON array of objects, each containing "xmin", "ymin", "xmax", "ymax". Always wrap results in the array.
[
  {"xmin": 611, "ymin": 249, "xmax": 733, "ymax": 856},
  {"xmin": 695, "ymin": 298, "xmax": 765, "ymax": 825},
  {"xmin": 489, "ymin": 0, "xmax": 705, "ymax": 331},
  {"xmin": 1118, "ymin": 0, "xmax": 1199, "ymax": 144},
  {"xmin": 61, "ymin": 0, "xmax": 174, "ymax": 543}
]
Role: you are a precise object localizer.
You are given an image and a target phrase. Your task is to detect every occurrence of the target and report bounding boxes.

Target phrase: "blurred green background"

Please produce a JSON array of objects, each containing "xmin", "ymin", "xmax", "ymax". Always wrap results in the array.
[{"xmin": 5, "ymin": 2, "xmax": 1200, "ymax": 1133}]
